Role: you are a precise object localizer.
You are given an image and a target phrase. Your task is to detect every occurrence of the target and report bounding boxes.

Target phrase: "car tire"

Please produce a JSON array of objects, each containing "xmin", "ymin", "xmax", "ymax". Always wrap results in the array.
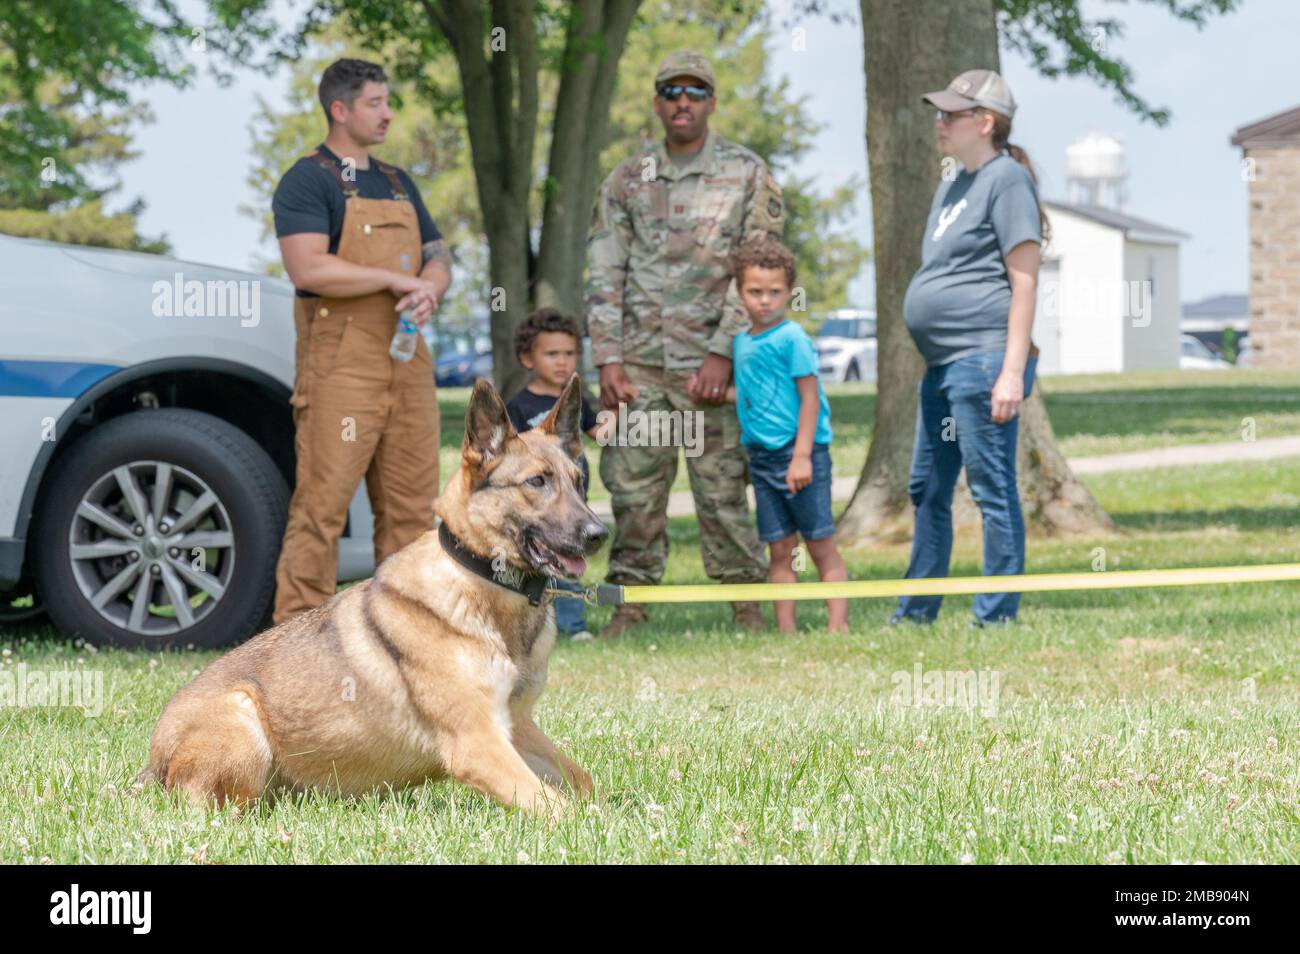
[
  {"xmin": 32, "ymin": 409, "xmax": 289, "ymax": 650},
  {"xmin": 845, "ymin": 361, "xmax": 861, "ymax": 382},
  {"xmin": 0, "ymin": 577, "xmax": 46, "ymax": 629}
]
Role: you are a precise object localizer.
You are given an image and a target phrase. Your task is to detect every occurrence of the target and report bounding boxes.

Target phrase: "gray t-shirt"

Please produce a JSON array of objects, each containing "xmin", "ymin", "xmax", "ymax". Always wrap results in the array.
[{"xmin": 903, "ymin": 153, "xmax": 1042, "ymax": 367}]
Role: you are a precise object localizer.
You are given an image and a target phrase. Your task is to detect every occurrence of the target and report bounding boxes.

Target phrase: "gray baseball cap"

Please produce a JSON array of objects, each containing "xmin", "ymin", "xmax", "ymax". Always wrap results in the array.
[{"xmin": 923, "ymin": 69, "xmax": 1016, "ymax": 119}]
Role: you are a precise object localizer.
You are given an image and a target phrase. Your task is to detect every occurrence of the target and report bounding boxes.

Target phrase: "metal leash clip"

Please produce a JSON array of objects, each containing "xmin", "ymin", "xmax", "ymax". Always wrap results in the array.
[
  {"xmin": 586, "ymin": 584, "xmax": 623, "ymax": 606},
  {"xmin": 544, "ymin": 584, "xmax": 623, "ymax": 606}
]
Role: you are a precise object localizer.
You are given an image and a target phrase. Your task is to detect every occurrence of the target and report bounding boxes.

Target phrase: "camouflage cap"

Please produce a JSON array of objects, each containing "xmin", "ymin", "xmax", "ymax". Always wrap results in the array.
[{"xmin": 654, "ymin": 51, "xmax": 715, "ymax": 91}]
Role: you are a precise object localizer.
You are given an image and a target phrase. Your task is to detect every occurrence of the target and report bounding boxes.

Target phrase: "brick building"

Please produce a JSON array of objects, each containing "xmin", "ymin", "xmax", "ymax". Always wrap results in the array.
[{"xmin": 1232, "ymin": 105, "xmax": 1300, "ymax": 368}]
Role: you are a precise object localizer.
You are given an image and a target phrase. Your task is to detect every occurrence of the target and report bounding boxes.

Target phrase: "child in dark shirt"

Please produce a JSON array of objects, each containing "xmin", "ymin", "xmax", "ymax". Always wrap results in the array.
[{"xmin": 505, "ymin": 309, "xmax": 604, "ymax": 640}]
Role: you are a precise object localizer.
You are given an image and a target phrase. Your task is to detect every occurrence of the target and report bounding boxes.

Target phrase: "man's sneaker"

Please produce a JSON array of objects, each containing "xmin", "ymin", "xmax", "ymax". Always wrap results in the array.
[
  {"xmin": 601, "ymin": 604, "xmax": 649, "ymax": 639},
  {"xmin": 569, "ymin": 630, "xmax": 595, "ymax": 642},
  {"xmin": 731, "ymin": 601, "xmax": 766, "ymax": 631}
]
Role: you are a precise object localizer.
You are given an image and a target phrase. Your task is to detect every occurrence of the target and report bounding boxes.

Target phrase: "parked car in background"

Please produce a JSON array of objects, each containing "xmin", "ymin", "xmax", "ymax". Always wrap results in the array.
[
  {"xmin": 1179, "ymin": 333, "xmax": 1233, "ymax": 370},
  {"xmin": 422, "ymin": 324, "xmax": 601, "ymax": 390},
  {"xmin": 0, "ymin": 233, "xmax": 381, "ymax": 648},
  {"xmin": 429, "ymin": 329, "xmax": 493, "ymax": 387},
  {"xmin": 815, "ymin": 309, "xmax": 877, "ymax": 382}
]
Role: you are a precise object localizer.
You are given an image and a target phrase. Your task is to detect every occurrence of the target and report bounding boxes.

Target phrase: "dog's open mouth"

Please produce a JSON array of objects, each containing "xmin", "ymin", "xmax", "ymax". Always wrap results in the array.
[{"xmin": 522, "ymin": 530, "xmax": 588, "ymax": 579}]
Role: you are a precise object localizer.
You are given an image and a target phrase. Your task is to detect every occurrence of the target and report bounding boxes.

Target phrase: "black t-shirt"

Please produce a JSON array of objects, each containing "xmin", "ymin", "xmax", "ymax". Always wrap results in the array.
[
  {"xmin": 506, "ymin": 386, "xmax": 600, "ymax": 497},
  {"xmin": 272, "ymin": 144, "xmax": 443, "ymax": 297}
]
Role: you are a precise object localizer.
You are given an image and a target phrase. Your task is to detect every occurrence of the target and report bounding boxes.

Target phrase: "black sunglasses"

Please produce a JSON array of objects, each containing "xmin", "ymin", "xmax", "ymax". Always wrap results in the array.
[{"xmin": 657, "ymin": 83, "xmax": 713, "ymax": 102}]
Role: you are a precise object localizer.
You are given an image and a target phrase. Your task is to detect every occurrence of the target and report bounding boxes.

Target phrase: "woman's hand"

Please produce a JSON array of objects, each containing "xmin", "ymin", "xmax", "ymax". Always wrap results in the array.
[
  {"xmin": 786, "ymin": 453, "xmax": 813, "ymax": 495},
  {"xmin": 990, "ymin": 369, "xmax": 1024, "ymax": 424}
]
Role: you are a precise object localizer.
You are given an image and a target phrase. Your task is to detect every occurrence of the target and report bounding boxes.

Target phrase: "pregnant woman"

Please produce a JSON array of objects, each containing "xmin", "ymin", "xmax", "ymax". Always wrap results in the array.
[{"xmin": 891, "ymin": 70, "xmax": 1046, "ymax": 627}]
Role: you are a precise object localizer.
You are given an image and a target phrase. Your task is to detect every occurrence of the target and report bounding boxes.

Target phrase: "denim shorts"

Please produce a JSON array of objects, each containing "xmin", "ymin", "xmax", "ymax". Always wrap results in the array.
[{"xmin": 745, "ymin": 442, "xmax": 835, "ymax": 544}]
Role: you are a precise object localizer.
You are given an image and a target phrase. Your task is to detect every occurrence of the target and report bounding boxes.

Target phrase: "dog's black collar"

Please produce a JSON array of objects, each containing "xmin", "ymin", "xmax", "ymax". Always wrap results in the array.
[{"xmin": 438, "ymin": 521, "xmax": 550, "ymax": 607}]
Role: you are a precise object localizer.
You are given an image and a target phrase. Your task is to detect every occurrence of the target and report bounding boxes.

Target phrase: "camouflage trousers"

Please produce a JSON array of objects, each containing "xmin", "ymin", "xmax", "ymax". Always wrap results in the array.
[{"xmin": 598, "ymin": 362, "xmax": 767, "ymax": 586}]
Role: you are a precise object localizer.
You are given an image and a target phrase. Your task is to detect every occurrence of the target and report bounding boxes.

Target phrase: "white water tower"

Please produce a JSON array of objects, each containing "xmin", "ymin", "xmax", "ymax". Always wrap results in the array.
[{"xmin": 1066, "ymin": 132, "xmax": 1128, "ymax": 209}]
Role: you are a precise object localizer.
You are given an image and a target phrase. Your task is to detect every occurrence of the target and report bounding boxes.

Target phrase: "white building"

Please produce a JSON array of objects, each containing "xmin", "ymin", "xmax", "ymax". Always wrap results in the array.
[
  {"xmin": 1034, "ymin": 202, "xmax": 1186, "ymax": 374},
  {"xmin": 1031, "ymin": 134, "xmax": 1186, "ymax": 374}
]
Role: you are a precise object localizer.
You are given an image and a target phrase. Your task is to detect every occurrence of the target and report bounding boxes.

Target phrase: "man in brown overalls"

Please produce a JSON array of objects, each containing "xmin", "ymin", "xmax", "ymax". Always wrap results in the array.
[{"xmin": 271, "ymin": 58, "xmax": 451, "ymax": 623}]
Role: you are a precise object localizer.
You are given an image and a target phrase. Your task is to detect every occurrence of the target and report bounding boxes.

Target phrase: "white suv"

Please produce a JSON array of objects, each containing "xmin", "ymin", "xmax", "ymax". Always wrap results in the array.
[
  {"xmin": 0, "ymin": 234, "xmax": 380, "ymax": 648},
  {"xmin": 815, "ymin": 309, "xmax": 877, "ymax": 383}
]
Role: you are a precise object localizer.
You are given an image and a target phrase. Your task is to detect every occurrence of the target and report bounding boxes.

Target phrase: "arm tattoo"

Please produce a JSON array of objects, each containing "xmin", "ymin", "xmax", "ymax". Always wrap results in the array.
[{"xmin": 421, "ymin": 239, "xmax": 452, "ymax": 269}]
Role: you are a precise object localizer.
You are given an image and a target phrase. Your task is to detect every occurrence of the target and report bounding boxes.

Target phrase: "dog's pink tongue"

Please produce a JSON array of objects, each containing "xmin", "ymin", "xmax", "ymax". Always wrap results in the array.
[{"xmin": 558, "ymin": 554, "xmax": 587, "ymax": 576}]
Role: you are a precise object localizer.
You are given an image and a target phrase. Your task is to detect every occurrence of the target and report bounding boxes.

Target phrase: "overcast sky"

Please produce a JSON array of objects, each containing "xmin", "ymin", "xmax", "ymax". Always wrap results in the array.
[{"xmin": 116, "ymin": 0, "xmax": 1298, "ymax": 306}]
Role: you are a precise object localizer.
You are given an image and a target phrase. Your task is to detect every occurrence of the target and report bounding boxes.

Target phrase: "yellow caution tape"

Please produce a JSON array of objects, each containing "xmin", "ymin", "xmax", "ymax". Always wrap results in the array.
[{"xmin": 581, "ymin": 562, "xmax": 1300, "ymax": 606}]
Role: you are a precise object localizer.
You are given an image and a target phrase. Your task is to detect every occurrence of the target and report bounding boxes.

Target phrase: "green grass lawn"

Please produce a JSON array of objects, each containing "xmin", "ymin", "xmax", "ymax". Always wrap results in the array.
[
  {"xmin": 2, "ymin": 377, "xmax": 1299, "ymax": 863},
  {"xmin": 436, "ymin": 368, "xmax": 1300, "ymax": 501}
]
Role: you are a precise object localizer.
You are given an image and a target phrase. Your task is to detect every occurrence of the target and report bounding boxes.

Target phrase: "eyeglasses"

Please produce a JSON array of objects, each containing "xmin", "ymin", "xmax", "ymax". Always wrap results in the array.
[
  {"xmin": 936, "ymin": 108, "xmax": 983, "ymax": 124},
  {"xmin": 657, "ymin": 84, "xmax": 713, "ymax": 102}
]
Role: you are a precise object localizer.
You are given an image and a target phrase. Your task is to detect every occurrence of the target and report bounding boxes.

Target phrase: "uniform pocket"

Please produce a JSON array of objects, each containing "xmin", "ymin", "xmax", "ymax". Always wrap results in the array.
[
  {"xmin": 692, "ymin": 190, "xmax": 741, "ymax": 258},
  {"xmin": 693, "ymin": 189, "xmax": 740, "ymax": 230},
  {"xmin": 720, "ymin": 404, "xmax": 743, "ymax": 452},
  {"xmin": 707, "ymin": 412, "xmax": 750, "ymax": 483},
  {"xmin": 307, "ymin": 315, "xmax": 359, "ymax": 381}
]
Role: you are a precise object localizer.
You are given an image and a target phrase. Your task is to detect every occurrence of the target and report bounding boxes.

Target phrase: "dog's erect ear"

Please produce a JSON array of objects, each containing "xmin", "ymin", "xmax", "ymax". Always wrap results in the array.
[
  {"xmin": 463, "ymin": 378, "xmax": 516, "ymax": 471},
  {"xmin": 540, "ymin": 372, "xmax": 584, "ymax": 462}
]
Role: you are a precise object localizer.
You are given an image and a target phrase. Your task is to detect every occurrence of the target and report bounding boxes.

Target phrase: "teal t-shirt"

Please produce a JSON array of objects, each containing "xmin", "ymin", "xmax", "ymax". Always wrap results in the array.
[{"xmin": 732, "ymin": 319, "xmax": 833, "ymax": 450}]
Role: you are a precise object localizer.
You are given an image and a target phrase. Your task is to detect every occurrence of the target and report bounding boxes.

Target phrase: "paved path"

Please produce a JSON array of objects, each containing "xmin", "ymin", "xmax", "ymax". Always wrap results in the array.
[
  {"xmin": 1065, "ymin": 435, "xmax": 1300, "ymax": 474},
  {"xmin": 588, "ymin": 435, "xmax": 1300, "ymax": 520}
]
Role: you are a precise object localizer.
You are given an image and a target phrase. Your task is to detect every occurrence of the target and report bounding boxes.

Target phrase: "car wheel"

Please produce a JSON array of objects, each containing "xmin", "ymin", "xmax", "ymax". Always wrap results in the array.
[
  {"xmin": 32, "ymin": 409, "xmax": 288, "ymax": 649},
  {"xmin": 845, "ymin": 361, "xmax": 861, "ymax": 382}
]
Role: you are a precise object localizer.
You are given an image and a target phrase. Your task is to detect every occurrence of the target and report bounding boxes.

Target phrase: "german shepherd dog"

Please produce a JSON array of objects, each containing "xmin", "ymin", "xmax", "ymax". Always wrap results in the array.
[{"xmin": 142, "ymin": 374, "xmax": 608, "ymax": 818}]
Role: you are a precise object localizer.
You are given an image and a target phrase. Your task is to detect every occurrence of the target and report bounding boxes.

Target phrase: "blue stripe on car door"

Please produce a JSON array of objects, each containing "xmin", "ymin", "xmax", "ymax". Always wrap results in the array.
[{"xmin": 0, "ymin": 361, "xmax": 120, "ymax": 397}]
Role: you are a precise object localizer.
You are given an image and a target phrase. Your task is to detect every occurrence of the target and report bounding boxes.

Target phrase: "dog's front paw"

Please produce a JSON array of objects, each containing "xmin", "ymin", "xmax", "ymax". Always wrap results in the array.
[
  {"xmin": 532, "ymin": 785, "xmax": 569, "ymax": 822},
  {"xmin": 566, "ymin": 767, "xmax": 596, "ymax": 800}
]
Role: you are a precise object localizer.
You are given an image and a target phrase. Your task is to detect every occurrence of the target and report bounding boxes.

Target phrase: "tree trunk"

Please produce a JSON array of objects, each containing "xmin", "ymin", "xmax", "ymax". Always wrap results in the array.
[
  {"xmin": 1013, "ymin": 386, "xmax": 1115, "ymax": 535},
  {"xmin": 535, "ymin": 0, "xmax": 641, "ymax": 326},
  {"xmin": 432, "ymin": 0, "xmax": 537, "ymax": 399},
  {"xmin": 839, "ymin": 0, "xmax": 1112, "ymax": 545},
  {"xmin": 431, "ymin": 0, "xmax": 641, "ymax": 398}
]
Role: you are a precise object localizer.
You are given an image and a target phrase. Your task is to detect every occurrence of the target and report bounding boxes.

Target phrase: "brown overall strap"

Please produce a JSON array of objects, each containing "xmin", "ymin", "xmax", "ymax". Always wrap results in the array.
[
  {"xmin": 373, "ymin": 159, "xmax": 409, "ymax": 200},
  {"xmin": 307, "ymin": 150, "xmax": 358, "ymax": 197},
  {"xmin": 305, "ymin": 150, "xmax": 409, "ymax": 201}
]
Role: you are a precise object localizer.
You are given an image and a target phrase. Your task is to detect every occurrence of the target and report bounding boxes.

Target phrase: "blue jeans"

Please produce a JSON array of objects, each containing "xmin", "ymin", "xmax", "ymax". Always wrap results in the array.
[
  {"xmin": 550, "ymin": 579, "xmax": 588, "ymax": 635},
  {"xmin": 746, "ymin": 442, "xmax": 836, "ymax": 544},
  {"xmin": 892, "ymin": 350, "xmax": 1038, "ymax": 624}
]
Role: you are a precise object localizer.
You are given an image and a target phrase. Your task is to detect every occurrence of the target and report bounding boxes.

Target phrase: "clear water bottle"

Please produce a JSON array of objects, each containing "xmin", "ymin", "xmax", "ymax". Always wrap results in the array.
[{"xmin": 389, "ymin": 311, "xmax": 419, "ymax": 362}]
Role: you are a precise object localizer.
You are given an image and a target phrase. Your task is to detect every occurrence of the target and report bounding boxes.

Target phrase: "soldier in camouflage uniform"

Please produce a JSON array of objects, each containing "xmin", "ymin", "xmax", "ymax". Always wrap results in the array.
[{"xmin": 586, "ymin": 51, "xmax": 786, "ymax": 637}]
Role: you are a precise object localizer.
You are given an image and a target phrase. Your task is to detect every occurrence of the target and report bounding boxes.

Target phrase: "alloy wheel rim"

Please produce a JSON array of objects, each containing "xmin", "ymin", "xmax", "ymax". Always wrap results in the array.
[{"xmin": 68, "ymin": 461, "xmax": 236, "ymax": 636}]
